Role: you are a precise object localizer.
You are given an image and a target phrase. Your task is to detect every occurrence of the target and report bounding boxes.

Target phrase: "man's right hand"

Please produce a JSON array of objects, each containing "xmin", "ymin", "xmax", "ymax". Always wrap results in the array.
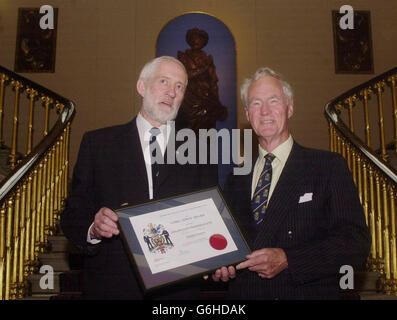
[
  {"xmin": 211, "ymin": 266, "xmax": 236, "ymax": 282},
  {"xmin": 90, "ymin": 207, "xmax": 120, "ymax": 240}
]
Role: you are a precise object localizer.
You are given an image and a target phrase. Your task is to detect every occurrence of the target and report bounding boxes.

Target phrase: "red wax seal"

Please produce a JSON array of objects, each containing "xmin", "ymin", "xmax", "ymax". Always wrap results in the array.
[{"xmin": 209, "ymin": 234, "xmax": 227, "ymax": 250}]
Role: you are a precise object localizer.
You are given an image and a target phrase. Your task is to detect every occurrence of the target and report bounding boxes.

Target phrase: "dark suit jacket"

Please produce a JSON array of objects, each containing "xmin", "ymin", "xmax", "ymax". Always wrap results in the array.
[
  {"xmin": 60, "ymin": 118, "xmax": 216, "ymax": 299},
  {"xmin": 223, "ymin": 142, "xmax": 371, "ymax": 300}
]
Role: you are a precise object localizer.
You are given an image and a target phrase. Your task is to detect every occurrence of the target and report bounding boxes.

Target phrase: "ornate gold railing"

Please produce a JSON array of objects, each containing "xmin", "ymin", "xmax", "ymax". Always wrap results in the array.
[
  {"xmin": 0, "ymin": 65, "xmax": 75, "ymax": 300},
  {"xmin": 325, "ymin": 67, "xmax": 397, "ymax": 295}
]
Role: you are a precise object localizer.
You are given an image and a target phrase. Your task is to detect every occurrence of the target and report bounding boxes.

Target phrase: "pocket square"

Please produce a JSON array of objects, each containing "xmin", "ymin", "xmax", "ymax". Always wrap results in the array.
[{"xmin": 299, "ymin": 193, "xmax": 313, "ymax": 203}]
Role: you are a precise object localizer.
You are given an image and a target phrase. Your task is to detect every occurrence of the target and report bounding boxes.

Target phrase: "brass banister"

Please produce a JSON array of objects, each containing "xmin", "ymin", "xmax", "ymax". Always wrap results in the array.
[
  {"xmin": 325, "ymin": 66, "xmax": 397, "ymax": 295},
  {"xmin": 0, "ymin": 65, "xmax": 75, "ymax": 300}
]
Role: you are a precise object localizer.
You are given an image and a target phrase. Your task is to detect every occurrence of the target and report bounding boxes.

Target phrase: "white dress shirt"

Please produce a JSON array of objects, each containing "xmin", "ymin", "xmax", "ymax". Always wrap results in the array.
[
  {"xmin": 135, "ymin": 112, "xmax": 170, "ymax": 200},
  {"xmin": 251, "ymin": 135, "xmax": 293, "ymax": 202}
]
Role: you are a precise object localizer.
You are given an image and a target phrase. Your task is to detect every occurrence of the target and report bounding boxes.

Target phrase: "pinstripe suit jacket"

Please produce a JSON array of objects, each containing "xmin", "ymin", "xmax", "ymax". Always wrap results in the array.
[{"xmin": 223, "ymin": 142, "xmax": 371, "ymax": 300}]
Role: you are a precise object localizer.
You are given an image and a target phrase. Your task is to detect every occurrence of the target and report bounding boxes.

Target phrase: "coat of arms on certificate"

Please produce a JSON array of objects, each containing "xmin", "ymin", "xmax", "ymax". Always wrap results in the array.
[{"xmin": 143, "ymin": 224, "xmax": 174, "ymax": 254}]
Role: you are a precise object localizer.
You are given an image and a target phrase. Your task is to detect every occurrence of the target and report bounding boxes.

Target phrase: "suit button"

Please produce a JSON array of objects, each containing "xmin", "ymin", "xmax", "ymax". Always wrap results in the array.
[{"xmin": 288, "ymin": 231, "xmax": 293, "ymax": 239}]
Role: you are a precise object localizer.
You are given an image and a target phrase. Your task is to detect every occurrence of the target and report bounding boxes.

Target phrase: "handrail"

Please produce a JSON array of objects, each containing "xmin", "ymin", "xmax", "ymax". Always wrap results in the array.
[
  {"xmin": 0, "ymin": 64, "xmax": 75, "ymax": 202},
  {"xmin": 325, "ymin": 67, "xmax": 397, "ymax": 183},
  {"xmin": 328, "ymin": 67, "xmax": 397, "ymax": 112},
  {"xmin": 325, "ymin": 102, "xmax": 397, "ymax": 184},
  {"xmin": 324, "ymin": 66, "xmax": 397, "ymax": 296},
  {"xmin": 0, "ymin": 65, "xmax": 75, "ymax": 300}
]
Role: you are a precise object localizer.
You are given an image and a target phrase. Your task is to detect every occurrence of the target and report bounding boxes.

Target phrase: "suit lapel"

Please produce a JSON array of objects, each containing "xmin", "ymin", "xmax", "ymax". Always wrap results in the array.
[
  {"xmin": 253, "ymin": 142, "xmax": 305, "ymax": 248},
  {"xmin": 119, "ymin": 118, "xmax": 149, "ymax": 198},
  {"xmin": 230, "ymin": 159, "xmax": 257, "ymax": 246}
]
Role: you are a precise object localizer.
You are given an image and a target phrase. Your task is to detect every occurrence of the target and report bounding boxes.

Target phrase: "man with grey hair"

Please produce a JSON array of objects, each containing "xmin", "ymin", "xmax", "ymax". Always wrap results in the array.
[
  {"xmin": 61, "ymin": 56, "xmax": 215, "ymax": 299},
  {"xmin": 212, "ymin": 67, "xmax": 370, "ymax": 299}
]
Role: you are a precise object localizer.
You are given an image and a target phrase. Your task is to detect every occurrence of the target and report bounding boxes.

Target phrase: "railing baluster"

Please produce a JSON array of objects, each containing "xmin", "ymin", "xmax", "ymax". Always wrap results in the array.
[
  {"xmin": 65, "ymin": 124, "xmax": 70, "ymax": 200},
  {"xmin": 30, "ymin": 169, "xmax": 38, "ymax": 273},
  {"xmin": 35, "ymin": 164, "xmax": 42, "ymax": 258},
  {"xmin": 387, "ymin": 75, "xmax": 397, "ymax": 152},
  {"xmin": 10, "ymin": 189, "xmax": 20, "ymax": 300},
  {"xmin": 346, "ymin": 144, "xmax": 352, "ymax": 171},
  {"xmin": 24, "ymin": 176, "xmax": 32, "ymax": 278},
  {"xmin": 50, "ymin": 149, "xmax": 55, "ymax": 233},
  {"xmin": 381, "ymin": 179, "xmax": 391, "ymax": 294},
  {"xmin": 357, "ymin": 154, "xmax": 363, "ymax": 205},
  {"xmin": 374, "ymin": 81, "xmax": 388, "ymax": 161},
  {"xmin": 10, "ymin": 81, "xmax": 23, "ymax": 169},
  {"xmin": 64, "ymin": 128, "xmax": 69, "ymax": 200},
  {"xmin": 362, "ymin": 159, "xmax": 369, "ymax": 225},
  {"xmin": 389, "ymin": 186, "xmax": 397, "ymax": 295},
  {"xmin": 26, "ymin": 88, "xmax": 38, "ymax": 155},
  {"xmin": 367, "ymin": 165, "xmax": 377, "ymax": 271},
  {"xmin": 351, "ymin": 150, "xmax": 357, "ymax": 184},
  {"xmin": 44, "ymin": 153, "xmax": 51, "ymax": 239},
  {"xmin": 19, "ymin": 182, "xmax": 28, "ymax": 298},
  {"xmin": 0, "ymin": 73, "xmax": 8, "ymax": 148},
  {"xmin": 41, "ymin": 96, "xmax": 53, "ymax": 137},
  {"xmin": 54, "ymin": 141, "xmax": 60, "ymax": 223},
  {"xmin": 0, "ymin": 203, "xmax": 6, "ymax": 300},
  {"xmin": 39, "ymin": 161, "xmax": 45, "ymax": 252},
  {"xmin": 5, "ymin": 198, "xmax": 14, "ymax": 300},
  {"xmin": 345, "ymin": 95, "xmax": 357, "ymax": 133},
  {"xmin": 360, "ymin": 88, "xmax": 372, "ymax": 147},
  {"xmin": 375, "ymin": 173, "xmax": 384, "ymax": 275},
  {"xmin": 61, "ymin": 132, "xmax": 67, "ymax": 202}
]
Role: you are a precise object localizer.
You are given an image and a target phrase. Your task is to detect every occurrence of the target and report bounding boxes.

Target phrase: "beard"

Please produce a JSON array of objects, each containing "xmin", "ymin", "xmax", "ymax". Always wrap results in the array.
[{"xmin": 142, "ymin": 96, "xmax": 180, "ymax": 125}]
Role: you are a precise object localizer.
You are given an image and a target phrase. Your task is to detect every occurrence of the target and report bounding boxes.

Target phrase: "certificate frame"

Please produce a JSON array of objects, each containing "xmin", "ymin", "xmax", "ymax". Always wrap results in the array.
[{"xmin": 116, "ymin": 186, "xmax": 251, "ymax": 293}]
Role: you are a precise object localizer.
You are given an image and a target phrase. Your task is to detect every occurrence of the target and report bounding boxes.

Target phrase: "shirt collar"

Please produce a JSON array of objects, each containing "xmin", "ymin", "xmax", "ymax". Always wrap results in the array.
[
  {"xmin": 258, "ymin": 135, "xmax": 293, "ymax": 164},
  {"xmin": 136, "ymin": 112, "xmax": 168, "ymax": 140}
]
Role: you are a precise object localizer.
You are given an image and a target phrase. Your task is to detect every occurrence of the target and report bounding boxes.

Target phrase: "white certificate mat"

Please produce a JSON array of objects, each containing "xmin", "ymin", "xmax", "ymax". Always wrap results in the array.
[{"xmin": 129, "ymin": 198, "xmax": 237, "ymax": 274}]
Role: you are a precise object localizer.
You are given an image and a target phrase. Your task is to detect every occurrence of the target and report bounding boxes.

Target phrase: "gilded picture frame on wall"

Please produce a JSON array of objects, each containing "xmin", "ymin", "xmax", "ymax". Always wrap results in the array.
[
  {"xmin": 332, "ymin": 10, "xmax": 374, "ymax": 74},
  {"xmin": 14, "ymin": 7, "xmax": 58, "ymax": 73}
]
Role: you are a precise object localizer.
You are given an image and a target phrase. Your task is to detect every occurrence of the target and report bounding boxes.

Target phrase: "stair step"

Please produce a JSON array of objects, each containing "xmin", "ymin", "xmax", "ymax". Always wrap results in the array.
[
  {"xmin": 28, "ymin": 272, "xmax": 62, "ymax": 294},
  {"xmin": 360, "ymin": 292, "xmax": 397, "ymax": 300},
  {"xmin": 19, "ymin": 294, "xmax": 56, "ymax": 300},
  {"xmin": 50, "ymin": 293, "xmax": 83, "ymax": 300},
  {"xmin": 39, "ymin": 252, "xmax": 70, "ymax": 271},
  {"xmin": 28, "ymin": 270, "xmax": 82, "ymax": 294},
  {"xmin": 355, "ymin": 271, "xmax": 380, "ymax": 291},
  {"xmin": 48, "ymin": 235, "xmax": 70, "ymax": 252}
]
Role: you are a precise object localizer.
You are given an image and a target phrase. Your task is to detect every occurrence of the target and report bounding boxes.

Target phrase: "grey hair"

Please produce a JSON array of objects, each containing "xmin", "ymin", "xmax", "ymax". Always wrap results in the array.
[
  {"xmin": 240, "ymin": 67, "xmax": 293, "ymax": 108},
  {"xmin": 139, "ymin": 56, "xmax": 188, "ymax": 85}
]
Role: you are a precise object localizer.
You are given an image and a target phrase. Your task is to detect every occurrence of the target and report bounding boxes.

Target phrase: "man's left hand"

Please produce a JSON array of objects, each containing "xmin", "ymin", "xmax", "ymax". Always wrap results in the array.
[{"xmin": 236, "ymin": 248, "xmax": 288, "ymax": 279}]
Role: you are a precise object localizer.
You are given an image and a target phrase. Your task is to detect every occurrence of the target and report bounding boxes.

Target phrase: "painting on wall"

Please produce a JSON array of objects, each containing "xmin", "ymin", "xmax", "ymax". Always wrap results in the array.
[
  {"xmin": 14, "ymin": 7, "xmax": 58, "ymax": 73},
  {"xmin": 332, "ymin": 10, "xmax": 374, "ymax": 74}
]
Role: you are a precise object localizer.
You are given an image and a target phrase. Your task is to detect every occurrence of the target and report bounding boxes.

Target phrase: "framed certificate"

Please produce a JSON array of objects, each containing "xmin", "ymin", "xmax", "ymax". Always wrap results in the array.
[{"xmin": 116, "ymin": 186, "xmax": 251, "ymax": 293}]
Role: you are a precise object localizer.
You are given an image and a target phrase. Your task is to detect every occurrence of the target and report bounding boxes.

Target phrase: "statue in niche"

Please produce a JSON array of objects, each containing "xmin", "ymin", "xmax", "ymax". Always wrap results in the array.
[{"xmin": 177, "ymin": 28, "xmax": 227, "ymax": 131}]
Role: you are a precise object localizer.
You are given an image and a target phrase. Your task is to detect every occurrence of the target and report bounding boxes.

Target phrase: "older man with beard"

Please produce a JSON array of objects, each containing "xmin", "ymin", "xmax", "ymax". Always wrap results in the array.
[{"xmin": 61, "ymin": 56, "xmax": 216, "ymax": 300}]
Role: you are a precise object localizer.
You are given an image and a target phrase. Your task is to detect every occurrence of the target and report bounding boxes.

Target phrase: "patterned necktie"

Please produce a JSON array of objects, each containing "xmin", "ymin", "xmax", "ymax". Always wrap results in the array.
[
  {"xmin": 252, "ymin": 153, "xmax": 276, "ymax": 224},
  {"xmin": 149, "ymin": 127, "xmax": 162, "ymax": 197}
]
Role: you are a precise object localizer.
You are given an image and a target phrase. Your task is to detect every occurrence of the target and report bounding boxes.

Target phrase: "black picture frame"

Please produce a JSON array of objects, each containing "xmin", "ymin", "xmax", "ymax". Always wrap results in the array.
[{"xmin": 116, "ymin": 186, "xmax": 251, "ymax": 293}]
